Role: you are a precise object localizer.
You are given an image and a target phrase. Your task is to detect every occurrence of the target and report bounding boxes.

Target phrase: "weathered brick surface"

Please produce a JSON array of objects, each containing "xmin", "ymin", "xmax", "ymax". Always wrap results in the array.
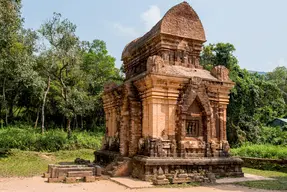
[{"xmin": 99, "ymin": 1, "xmax": 243, "ymax": 181}]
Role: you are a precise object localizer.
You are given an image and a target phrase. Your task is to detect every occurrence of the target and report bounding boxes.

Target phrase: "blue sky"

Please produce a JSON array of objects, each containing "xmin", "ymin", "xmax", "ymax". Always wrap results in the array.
[{"xmin": 22, "ymin": 0, "xmax": 287, "ymax": 72}]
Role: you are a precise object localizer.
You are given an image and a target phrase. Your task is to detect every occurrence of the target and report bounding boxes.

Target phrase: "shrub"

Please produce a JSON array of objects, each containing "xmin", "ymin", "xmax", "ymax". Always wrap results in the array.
[
  {"xmin": 259, "ymin": 126, "xmax": 287, "ymax": 146},
  {"xmin": 0, "ymin": 126, "xmax": 103, "ymax": 152},
  {"xmin": 231, "ymin": 144, "xmax": 287, "ymax": 159}
]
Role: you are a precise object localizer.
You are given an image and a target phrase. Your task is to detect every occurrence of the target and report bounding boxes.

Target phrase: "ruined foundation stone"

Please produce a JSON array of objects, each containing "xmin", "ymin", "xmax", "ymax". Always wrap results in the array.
[
  {"xmin": 45, "ymin": 163, "xmax": 102, "ymax": 183},
  {"xmin": 95, "ymin": 1, "xmax": 243, "ymax": 181}
]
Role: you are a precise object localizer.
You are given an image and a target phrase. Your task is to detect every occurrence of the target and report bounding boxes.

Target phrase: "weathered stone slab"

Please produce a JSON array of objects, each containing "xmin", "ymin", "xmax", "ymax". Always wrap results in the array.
[
  {"xmin": 170, "ymin": 177, "xmax": 192, "ymax": 184},
  {"xmin": 67, "ymin": 171, "xmax": 93, "ymax": 177},
  {"xmin": 84, "ymin": 176, "xmax": 96, "ymax": 182},
  {"xmin": 51, "ymin": 167, "xmax": 95, "ymax": 178},
  {"xmin": 153, "ymin": 179, "xmax": 170, "ymax": 185},
  {"xmin": 65, "ymin": 177, "xmax": 77, "ymax": 183},
  {"xmin": 48, "ymin": 177, "xmax": 61, "ymax": 183}
]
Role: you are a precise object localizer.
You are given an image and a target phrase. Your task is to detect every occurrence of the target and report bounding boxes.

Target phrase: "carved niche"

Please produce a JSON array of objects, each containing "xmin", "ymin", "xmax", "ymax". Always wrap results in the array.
[{"xmin": 176, "ymin": 77, "xmax": 212, "ymax": 157}]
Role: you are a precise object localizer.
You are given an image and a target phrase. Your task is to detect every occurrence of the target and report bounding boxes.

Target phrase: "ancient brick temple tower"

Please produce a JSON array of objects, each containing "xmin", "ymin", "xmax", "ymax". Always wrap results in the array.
[{"xmin": 95, "ymin": 2, "xmax": 243, "ymax": 181}]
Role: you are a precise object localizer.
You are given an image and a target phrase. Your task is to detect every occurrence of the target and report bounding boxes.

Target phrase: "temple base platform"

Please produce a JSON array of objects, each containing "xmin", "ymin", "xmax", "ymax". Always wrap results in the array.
[{"xmin": 94, "ymin": 150, "xmax": 244, "ymax": 181}]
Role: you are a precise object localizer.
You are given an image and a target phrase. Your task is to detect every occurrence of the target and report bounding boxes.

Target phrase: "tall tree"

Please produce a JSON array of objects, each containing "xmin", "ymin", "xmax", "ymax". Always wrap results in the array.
[
  {"xmin": 0, "ymin": 0, "xmax": 22, "ymax": 125},
  {"xmin": 39, "ymin": 12, "xmax": 82, "ymax": 136},
  {"xmin": 201, "ymin": 43, "xmax": 287, "ymax": 146},
  {"xmin": 266, "ymin": 66, "xmax": 287, "ymax": 103}
]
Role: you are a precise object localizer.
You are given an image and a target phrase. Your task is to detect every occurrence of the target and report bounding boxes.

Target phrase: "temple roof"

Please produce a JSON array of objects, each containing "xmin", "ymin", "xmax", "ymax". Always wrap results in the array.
[{"xmin": 122, "ymin": 2, "xmax": 206, "ymax": 60}]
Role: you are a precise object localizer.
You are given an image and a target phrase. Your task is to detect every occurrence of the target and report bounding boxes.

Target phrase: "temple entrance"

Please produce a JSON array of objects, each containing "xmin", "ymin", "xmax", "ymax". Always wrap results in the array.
[{"xmin": 181, "ymin": 97, "xmax": 209, "ymax": 157}]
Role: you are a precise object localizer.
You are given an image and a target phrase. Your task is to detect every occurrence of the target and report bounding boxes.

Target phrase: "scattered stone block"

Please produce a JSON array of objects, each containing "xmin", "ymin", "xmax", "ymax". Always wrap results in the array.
[
  {"xmin": 65, "ymin": 177, "xmax": 77, "ymax": 183},
  {"xmin": 95, "ymin": 165, "xmax": 102, "ymax": 176},
  {"xmin": 48, "ymin": 177, "xmax": 61, "ymax": 183},
  {"xmin": 84, "ymin": 176, "xmax": 96, "ymax": 182}
]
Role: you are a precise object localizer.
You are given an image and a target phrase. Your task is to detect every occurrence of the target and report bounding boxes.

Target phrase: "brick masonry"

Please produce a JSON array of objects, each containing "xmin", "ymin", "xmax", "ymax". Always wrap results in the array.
[{"xmin": 96, "ymin": 1, "xmax": 243, "ymax": 181}]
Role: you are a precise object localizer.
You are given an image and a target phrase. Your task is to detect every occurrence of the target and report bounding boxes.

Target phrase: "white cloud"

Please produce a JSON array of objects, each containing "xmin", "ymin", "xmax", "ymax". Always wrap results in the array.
[
  {"xmin": 113, "ymin": 23, "xmax": 138, "ymax": 38},
  {"xmin": 113, "ymin": 5, "xmax": 161, "ymax": 38},
  {"xmin": 140, "ymin": 5, "xmax": 161, "ymax": 31}
]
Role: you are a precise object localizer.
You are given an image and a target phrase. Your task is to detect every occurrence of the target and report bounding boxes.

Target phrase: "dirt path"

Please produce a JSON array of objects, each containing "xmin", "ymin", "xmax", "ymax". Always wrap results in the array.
[{"xmin": 0, "ymin": 176, "xmax": 284, "ymax": 192}]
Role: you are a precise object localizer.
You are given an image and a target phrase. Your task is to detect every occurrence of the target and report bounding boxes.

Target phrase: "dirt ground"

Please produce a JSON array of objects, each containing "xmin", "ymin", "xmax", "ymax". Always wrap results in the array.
[{"xmin": 0, "ymin": 177, "xmax": 285, "ymax": 192}]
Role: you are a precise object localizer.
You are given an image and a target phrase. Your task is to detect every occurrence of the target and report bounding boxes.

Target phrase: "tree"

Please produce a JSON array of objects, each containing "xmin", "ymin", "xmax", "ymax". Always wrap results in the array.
[
  {"xmin": 201, "ymin": 43, "xmax": 238, "ymax": 71},
  {"xmin": 201, "ymin": 43, "xmax": 287, "ymax": 146},
  {"xmin": 0, "ymin": 0, "xmax": 22, "ymax": 125},
  {"xmin": 0, "ymin": 1, "xmax": 41, "ymax": 126},
  {"xmin": 0, "ymin": 3, "xmax": 123, "ymax": 133},
  {"xmin": 39, "ymin": 12, "xmax": 82, "ymax": 137},
  {"xmin": 266, "ymin": 66, "xmax": 287, "ymax": 104},
  {"xmin": 80, "ymin": 40, "xmax": 123, "ymax": 130}
]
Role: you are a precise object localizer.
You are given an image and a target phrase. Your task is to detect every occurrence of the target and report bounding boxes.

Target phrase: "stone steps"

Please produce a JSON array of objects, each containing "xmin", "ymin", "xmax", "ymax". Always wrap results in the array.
[{"xmin": 105, "ymin": 158, "xmax": 131, "ymax": 177}]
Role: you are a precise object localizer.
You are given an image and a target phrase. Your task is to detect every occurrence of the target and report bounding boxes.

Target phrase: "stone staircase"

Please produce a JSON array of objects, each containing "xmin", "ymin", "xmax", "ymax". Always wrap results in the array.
[{"xmin": 105, "ymin": 158, "xmax": 131, "ymax": 177}]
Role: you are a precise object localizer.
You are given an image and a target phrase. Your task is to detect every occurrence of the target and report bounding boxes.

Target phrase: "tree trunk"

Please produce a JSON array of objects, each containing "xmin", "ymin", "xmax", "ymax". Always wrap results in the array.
[
  {"xmin": 3, "ymin": 78, "xmax": 8, "ymax": 126},
  {"xmin": 67, "ymin": 118, "xmax": 71, "ymax": 138},
  {"xmin": 41, "ymin": 76, "xmax": 51, "ymax": 134},
  {"xmin": 81, "ymin": 115, "xmax": 83, "ymax": 130},
  {"xmin": 8, "ymin": 102, "xmax": 13, "ymax": 121},
  {"xmin": 75, "ymin": 115, "xmax": 78, "ymax": 130},
  {"xmin": 34, "ymin": 106, "xmax": 40, "ymax": 129}
]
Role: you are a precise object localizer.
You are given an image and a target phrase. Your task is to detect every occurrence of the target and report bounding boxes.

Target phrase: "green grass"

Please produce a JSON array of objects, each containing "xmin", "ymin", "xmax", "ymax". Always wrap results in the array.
[
  {"xmin": 0, "ymin": 149, "xmax": 94, "ymax": 177},
  {"xmin": 231, "ymin": 144, "xmax": 287, "ymax": 159},
  {"xmin": 237, "ymin": 167, "xmax": 287, "ymax": 190}
]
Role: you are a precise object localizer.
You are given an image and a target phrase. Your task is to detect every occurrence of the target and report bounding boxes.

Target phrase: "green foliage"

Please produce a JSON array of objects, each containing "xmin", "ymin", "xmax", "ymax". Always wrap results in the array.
[
  {"xmin": 200, "ymin": 43, "xmax": 237, "ymax": 71},
  {"xmin": 201, "ymin": 43, "xmax": 287, "ymax": 146},
  {"xmin": 266, "ymin": 66, "xmax": 287, "ymax": 103},
  {"xmin": 231, "ymin": 144, "xmax": 287, "ymax": 159},
  {"xmin": 0, "ymin": 3, "xmax": 122, "ymax": 133},
  {"xmin": 0, "ymin": 126, "xmax": 103, "ymax": 152},
  {"xmin": 259, "ymin": 127, "xmax": 287, "ymax": 146}
]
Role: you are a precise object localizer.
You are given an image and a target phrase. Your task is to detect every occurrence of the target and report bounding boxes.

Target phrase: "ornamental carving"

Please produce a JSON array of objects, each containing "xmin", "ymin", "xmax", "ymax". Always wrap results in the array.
[{"xmin": 96, "ymin": 1, "xmax": 243, "ymax": 181}]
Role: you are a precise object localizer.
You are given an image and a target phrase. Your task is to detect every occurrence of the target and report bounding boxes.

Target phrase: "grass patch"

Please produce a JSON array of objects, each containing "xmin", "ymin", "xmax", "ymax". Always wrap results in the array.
[
  {"xmin": 231, "ymin": 144, "xmax": 287, "ymax": 159},
  {"xmin": 0, "ymin": 149, "xmax": 94, "ymax": 177},
  {"xmin": 242, "ymin": 167, "xmax": 287, "ymax": 178},
  {"xmin": 237, "ymin": 167, "xmax": 287, "ymax": 190}
]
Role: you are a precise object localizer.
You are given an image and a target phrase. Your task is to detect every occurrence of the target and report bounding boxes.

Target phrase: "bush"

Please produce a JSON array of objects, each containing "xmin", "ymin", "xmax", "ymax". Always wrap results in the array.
[
  {"xmin": 259, "ymin": 126, "xmax": 287, "ymax": 146},
  {"xmin": 231, "ymin": 144, "xmax": 287, "ymax": 159},
  {"xmin": 0, "ymin": 126, "xmax": 103, "ymax": 152}
]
